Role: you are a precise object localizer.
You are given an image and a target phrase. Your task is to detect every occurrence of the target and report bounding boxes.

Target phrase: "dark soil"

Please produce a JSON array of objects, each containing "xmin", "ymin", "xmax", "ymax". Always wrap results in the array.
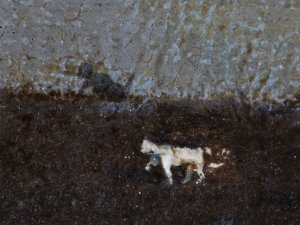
[{"xmin": 0, "ymin": 89, "xmax": 299, "ymax": 225}]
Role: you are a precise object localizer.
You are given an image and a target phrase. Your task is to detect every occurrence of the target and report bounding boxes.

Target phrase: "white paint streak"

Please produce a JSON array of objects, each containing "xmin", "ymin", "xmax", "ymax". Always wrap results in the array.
[{"xmin": 199, "ymin": 4, "xmax": 217, "ymax": 37}]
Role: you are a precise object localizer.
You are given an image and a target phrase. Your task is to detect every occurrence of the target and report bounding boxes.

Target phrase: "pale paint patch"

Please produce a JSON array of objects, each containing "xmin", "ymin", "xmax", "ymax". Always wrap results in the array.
[
  {"xmin": 199, "ymin": 4, "xmax": 217, "ymax": 37},
  {"xmin": 296, "ymin": 63, "xmax": 300, "ymax": 73},
  {"xmin": 207, "ymin": 163, "xmax": 224, "ymax": 168}
]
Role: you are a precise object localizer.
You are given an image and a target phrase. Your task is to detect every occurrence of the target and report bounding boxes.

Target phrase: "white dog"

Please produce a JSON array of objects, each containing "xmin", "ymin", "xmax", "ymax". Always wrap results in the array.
[{"xmin": 140, "ymin": 139, "xmax": 224, "ymax": 184}]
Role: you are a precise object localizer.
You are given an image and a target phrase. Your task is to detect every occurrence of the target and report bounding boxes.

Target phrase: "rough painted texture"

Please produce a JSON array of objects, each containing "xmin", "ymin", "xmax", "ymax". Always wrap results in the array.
[{"xmin": 0, "ymin": 0, "xmax": 300, "ymax": 103}]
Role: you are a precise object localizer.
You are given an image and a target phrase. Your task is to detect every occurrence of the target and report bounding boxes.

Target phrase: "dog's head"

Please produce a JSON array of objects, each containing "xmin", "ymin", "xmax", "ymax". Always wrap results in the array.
[{"xmin": 140, "ymin": 139, "xmax": 154, "ymax": 154}]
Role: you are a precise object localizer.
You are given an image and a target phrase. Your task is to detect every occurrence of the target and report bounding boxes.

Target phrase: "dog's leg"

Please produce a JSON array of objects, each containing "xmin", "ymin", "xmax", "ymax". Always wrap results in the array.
[
  {"xmin": 145, "ymin": 154, "xmax": 161, "ymax": 171},
  {"xmin": 195, "ymin": 162, "xmax": 205, "ymax": 183},
  {"xmin": 182, "ymin": 164, "xmax": 193, "ymax": 184},
  {"xmin": 161, "ymin": 155, "xmax": 173, "ymax": 185},
  {"xmin": 145, "ymin": 161, "xmax": 152, "ymax": 171}
]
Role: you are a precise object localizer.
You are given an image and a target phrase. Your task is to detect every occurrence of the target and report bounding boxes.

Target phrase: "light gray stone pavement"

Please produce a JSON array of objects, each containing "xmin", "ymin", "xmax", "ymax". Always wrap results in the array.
[{"xmin": 0, "ymin": 0, "xmax": 300, "ymax": 103}]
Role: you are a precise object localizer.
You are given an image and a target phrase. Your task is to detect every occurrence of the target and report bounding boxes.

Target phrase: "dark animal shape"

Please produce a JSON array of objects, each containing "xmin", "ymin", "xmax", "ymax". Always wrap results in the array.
[
  {"xmin": 78, "ymin": 62, "xmax": 126, "ymax": 98},
  {"xmin": 92, "ymin": 73, "xmax": 126, "ymax": 98},
  {"xmin": 78, "ymin": 62, "xmax": 93, "ymax": 79}
]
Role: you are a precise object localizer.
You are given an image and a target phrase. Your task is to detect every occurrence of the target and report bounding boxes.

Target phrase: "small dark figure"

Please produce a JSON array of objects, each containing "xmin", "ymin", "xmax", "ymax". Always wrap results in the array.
[
  {"xmin": 107, "ymin": 83, "xmax": 126, "ymax": 97},
  {"xmin": 92, "ymin": 73, "xmax": 126, "ymax": 98},
  {"xmin": 92, "ymin": 73, "xmax": 115, "ymax": 91},
  {"xmin": 78, "ymin": 62, "xmax": 93, "ymax": 79},
  {"xmin": 77, "ymin": 62, "xmax": 126, "ymax": 98}
]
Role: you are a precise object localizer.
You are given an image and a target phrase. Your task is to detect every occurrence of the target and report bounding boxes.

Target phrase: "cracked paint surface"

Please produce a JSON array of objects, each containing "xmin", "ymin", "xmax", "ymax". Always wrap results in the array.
[{"xmin": 0, "ymin": 0, "xmax": 300, "ymax": 103}]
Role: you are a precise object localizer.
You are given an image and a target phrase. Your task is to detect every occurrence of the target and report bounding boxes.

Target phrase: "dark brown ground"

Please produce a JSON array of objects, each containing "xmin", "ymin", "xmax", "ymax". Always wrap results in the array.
[{"xmin": 0, "ymin": 89, "xmax": 299, "ymax": 225}]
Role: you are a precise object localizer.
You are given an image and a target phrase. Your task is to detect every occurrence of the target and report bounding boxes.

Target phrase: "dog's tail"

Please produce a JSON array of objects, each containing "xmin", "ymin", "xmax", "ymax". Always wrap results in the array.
[
  {"xmin": 203, "ymin": 147, "xmax": 224, "ymax": 169},
  {"xmin": 207, "ymin": 162, "xmax": 224, "ymax": 168}
]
